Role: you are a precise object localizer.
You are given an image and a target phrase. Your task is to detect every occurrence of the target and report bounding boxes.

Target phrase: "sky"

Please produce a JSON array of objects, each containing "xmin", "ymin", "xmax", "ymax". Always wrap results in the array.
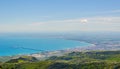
[{"xmin": 0, "ymin": 0, "xmax": 120, "ymax": 33}]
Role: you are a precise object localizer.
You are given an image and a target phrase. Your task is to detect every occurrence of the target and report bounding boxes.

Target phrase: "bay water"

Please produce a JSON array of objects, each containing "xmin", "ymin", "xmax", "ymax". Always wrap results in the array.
[{"xmin": 0, "ymin": 37, "xmax": 91, "ymax": 56}]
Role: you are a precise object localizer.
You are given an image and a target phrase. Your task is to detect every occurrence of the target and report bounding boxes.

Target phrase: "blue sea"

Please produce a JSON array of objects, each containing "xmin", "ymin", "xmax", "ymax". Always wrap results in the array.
[{"xmin": 0, "ymin": 37, "xmax": 91, "ymax": 56}]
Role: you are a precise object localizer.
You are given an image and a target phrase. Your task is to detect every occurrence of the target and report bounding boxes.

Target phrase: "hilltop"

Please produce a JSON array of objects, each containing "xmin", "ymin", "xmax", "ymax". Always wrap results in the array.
[{"xmin": 1, "ymin": 50, "xmax": 120, "ymax": 69}]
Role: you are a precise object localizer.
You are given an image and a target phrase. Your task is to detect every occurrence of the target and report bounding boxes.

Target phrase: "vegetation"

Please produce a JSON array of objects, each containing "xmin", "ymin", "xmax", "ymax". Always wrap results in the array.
[
  {"xmin": 6, "ymin": 56, "xmax": 38, "ymax": 63},
  {"xmin": 1, "ymin": 51, "xmax": 120, "ymax": 69}
]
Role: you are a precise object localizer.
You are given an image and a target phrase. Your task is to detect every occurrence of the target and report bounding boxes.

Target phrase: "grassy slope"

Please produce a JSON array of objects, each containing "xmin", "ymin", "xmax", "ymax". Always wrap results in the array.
[{"xmin": 1, "ymin": 51, "xmax": 120, "ymax": 69}]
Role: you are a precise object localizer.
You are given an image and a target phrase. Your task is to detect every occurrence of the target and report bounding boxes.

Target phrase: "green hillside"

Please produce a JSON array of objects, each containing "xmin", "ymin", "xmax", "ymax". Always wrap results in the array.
[{"xmin": 1, "ymin": 51, "xmax": 120, "ymax": 69}]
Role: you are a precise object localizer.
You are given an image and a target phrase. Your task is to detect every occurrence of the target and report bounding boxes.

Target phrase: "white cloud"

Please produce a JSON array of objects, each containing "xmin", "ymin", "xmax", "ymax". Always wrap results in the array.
[
  {"xmin": 109, "ymin": 10, "xmax": 120, "ymax": 13},
  {"xmin": 0, "ymin": 16, "xmax": 120, "ymax": 33},
  {"xmin": 80, "ymin": 19, "xmax": 88, "ymax": 23},
  {"xmin": 87, "ymin": 17, "xmax": 120, "ymax": 24},
  {"xmin": 93, "ymin": 9, "xmax": 120, "ymax": 14}
]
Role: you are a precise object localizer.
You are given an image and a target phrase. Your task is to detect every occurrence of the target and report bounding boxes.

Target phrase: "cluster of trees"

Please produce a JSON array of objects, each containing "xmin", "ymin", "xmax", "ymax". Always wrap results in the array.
[
  {"xmin": 6, "ymin": 56, "xmax": 38, "ymax": 63},
  {"xmin": 48, "ymin": 62, "xmax": 120, "ymax": 69},
  {"xmin": 1, "ymin": 51, "xmax": 120, "ymax": 69}
]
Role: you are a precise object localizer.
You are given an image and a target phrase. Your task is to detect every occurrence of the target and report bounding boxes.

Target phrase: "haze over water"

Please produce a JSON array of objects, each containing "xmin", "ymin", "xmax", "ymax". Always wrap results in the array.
[
  {"xmin": 0, "ymin": 36, "xmax": 91, "ymax": 56},
  {"xmin": 0, "ymin": 0, "xmax": 120, "ymax": 56}
]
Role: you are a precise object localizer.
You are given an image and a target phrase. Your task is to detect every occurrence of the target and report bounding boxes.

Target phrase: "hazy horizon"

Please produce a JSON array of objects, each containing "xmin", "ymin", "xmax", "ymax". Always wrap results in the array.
[{"xmin": 0, "ymin": 0, "xmax": 120, "ymax": 33}]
